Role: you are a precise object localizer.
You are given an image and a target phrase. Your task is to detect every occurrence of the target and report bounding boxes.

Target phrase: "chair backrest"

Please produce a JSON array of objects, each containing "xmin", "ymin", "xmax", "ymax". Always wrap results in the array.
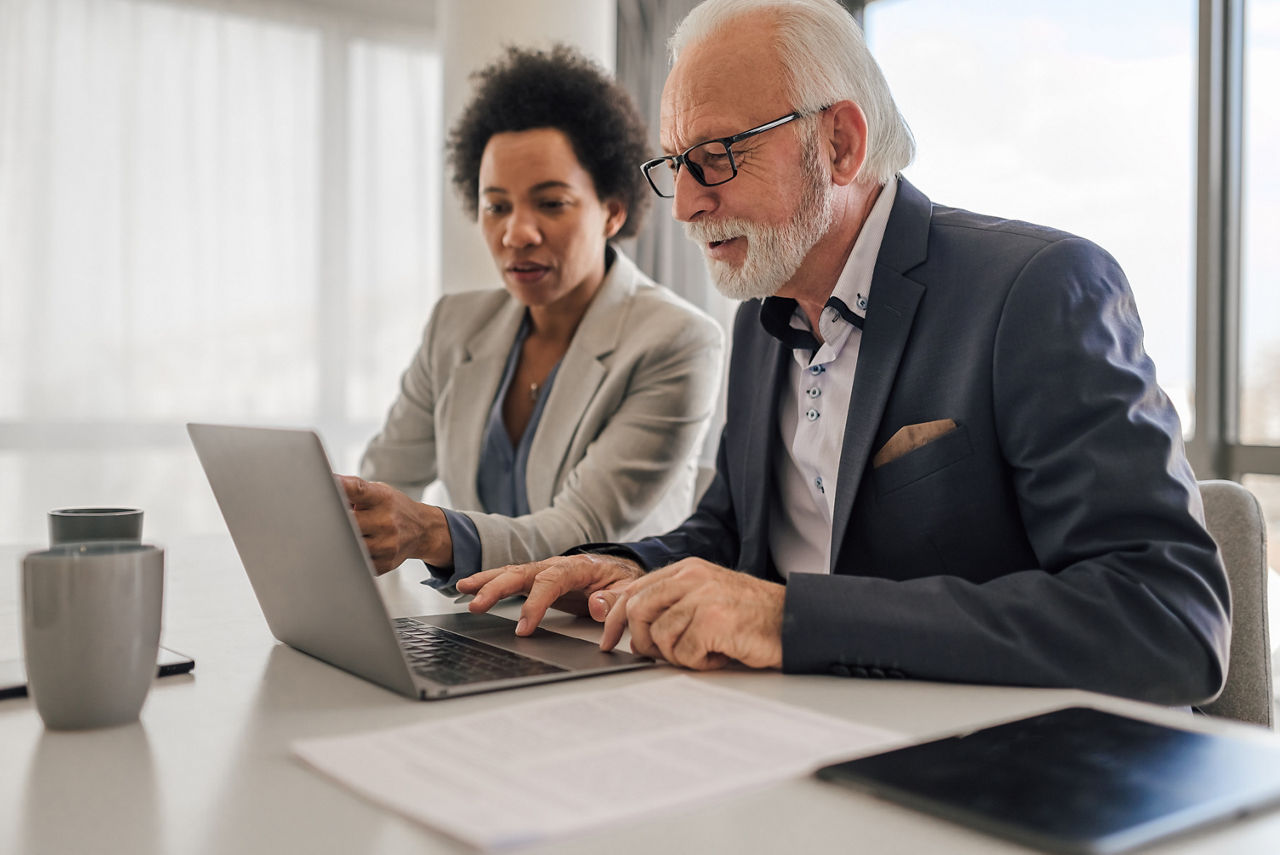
[{"xmin": 1197, "ymin": 480, "xmax": 1272, "ymax": 728}]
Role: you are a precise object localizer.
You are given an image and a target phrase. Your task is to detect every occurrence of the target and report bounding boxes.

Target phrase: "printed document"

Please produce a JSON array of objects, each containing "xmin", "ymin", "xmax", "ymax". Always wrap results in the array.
[{"xmin": 293, "ymin": 675, "xmax": 901, "ymax": 849}]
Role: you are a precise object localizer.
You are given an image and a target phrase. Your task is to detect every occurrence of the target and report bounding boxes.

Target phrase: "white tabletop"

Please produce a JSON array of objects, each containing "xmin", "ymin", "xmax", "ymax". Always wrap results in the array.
[{"xmin": 3, "ymin": 535, "xmax": 1280, "ymax": 854}]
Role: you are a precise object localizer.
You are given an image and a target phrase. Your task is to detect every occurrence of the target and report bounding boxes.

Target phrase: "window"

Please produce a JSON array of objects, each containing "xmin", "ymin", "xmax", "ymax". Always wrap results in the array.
[
  {"xmin": 1240, "ymin": 0, "xmax": 1280, "ymax": 445},
  {"xmin": 864, "ymin": 0, "xmax": 1197, "ymax": 430},
  {"xmin": 0, "ymin": 0, "xmax": 440, "ymax": 542},
  {"xmin": 1239, "ymin": 0, "xmax": 1280, "ymax": 581}
]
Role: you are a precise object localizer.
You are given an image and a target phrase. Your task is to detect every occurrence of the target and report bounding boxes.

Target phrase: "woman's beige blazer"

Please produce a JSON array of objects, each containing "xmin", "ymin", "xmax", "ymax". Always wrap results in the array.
[{"xmin": 360, "ymin": 248, "xmax": 724, "ymax": 571}]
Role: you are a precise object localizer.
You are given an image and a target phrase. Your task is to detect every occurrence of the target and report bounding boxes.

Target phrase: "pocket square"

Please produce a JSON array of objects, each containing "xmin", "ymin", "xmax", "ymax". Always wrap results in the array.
[{"xmin": 872, "ymin": 419, "xmax": 958, "ymax": 468}]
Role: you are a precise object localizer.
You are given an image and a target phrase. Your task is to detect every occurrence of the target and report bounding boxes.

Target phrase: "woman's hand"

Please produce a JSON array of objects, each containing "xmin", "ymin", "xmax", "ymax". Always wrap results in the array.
[{"xmin": 338, "ymin": 475, "xmax": 453, "ymax": 573}]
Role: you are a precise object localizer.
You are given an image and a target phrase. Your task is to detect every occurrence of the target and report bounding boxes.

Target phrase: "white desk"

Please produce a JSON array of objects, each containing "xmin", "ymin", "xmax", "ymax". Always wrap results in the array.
[{"xmin": 3, "ymin": 534, "xmax": 1279, "ymax": 854}]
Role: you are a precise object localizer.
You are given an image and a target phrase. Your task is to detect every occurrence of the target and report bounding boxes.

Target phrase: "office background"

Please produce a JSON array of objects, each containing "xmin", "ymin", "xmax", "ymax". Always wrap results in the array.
[{"xmin": 1, "ymin": 0, "xmax": 1276, "ymax": 646}]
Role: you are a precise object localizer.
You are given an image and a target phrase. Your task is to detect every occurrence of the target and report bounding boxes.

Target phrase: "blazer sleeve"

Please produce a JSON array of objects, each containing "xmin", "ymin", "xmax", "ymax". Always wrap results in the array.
[
  {"xmin": 459, "ymin": 303, "xmax": 724, "ymax": 569},
  {"xmin": 782, "ymin": 238, "xmax": 1230, "ymax": 706},
  {"xmin": 357, "ymin": 299, "xmax": 446, "ymax": 500}
]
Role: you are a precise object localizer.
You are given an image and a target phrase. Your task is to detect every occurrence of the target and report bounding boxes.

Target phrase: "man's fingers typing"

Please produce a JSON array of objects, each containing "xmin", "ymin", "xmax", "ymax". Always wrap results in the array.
[
  {"xmin": 588, "ymin": 589, "xmax": 621, "ymax": 622},
  {"xmin": 466, "ymin": 570, "xmax": 537, "ymax": 612},
  {"xmin": 662, "ymin": 602, "xmax": 732, "ymax": 670},
  {"xmin": 454, "ymin": 566, "xmax": 505, "ymax": 594},
  {"xmin": 599, "ymin": 588, "xmax": 632, "ymax": 652},
  {"xmin": 461, "ymin": 560, "xmax": 563, "ymax": 612},
  {"xmin": 521, "ymin": 558, "xmax": 600, "ymax": 617}
]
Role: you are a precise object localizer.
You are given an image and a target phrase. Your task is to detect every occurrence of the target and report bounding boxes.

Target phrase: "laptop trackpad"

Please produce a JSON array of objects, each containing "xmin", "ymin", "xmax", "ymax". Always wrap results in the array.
[{"xmin": 411, "ymin": 612, "xmax": 650, "ymax": 670}]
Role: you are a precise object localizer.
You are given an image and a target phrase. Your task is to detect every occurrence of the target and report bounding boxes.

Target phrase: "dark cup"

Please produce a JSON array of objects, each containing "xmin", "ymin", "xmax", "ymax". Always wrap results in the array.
[{"xmin": 48, "ymin": 508, "xmax": 144, "ymax": 546}]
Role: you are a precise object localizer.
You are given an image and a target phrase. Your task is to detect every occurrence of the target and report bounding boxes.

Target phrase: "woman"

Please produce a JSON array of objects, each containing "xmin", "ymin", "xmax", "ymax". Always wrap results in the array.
[{"xmin": 341, "ymin": 45, "xmax": 722, "ymax": 587}]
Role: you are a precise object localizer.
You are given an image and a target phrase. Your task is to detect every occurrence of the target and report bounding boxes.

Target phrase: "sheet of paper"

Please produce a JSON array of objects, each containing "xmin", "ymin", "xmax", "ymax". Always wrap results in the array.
[{"xmin": 293, "ymin": 675, "xmax": 902, "ymax": 849}]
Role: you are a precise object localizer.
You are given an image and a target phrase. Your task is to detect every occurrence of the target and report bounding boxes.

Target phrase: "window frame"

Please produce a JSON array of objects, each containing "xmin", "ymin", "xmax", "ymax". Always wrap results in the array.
[{"xmin": 1191, "ymin": 0, "xmax": 1280, "ymax": 479}]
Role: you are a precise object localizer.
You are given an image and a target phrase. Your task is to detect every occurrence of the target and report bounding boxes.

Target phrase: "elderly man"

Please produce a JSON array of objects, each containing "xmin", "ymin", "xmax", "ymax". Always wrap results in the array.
[{"xmin": 456, "ymin": 0, "xmax": 1230, "ymax": 705}]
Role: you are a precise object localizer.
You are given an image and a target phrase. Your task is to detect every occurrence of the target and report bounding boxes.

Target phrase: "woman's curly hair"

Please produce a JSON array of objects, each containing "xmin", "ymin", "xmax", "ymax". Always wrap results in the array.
[{"xmin": 447, "ymin": 44, "xmax": 651, "ymax": 239}]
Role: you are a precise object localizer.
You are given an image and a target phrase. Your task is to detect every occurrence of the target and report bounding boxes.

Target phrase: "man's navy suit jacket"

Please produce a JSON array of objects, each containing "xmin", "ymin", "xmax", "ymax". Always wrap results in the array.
[{"xmin": 620, "ymin": 178, "xmax": 1230, "ymax": 706}]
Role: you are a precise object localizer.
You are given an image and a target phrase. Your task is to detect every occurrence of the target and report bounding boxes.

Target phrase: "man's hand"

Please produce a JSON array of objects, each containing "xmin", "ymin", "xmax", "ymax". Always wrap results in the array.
[
  {"xmin": 599, "ymin": 559, "xmax": 784, "ymax": 670},
  {"xmin": 338, "ymin": 475, "xmax": 451, "ymax": 573},
  {"xmin": 456, "ymin": 554, "xmax": 645, "ymax": 635}
]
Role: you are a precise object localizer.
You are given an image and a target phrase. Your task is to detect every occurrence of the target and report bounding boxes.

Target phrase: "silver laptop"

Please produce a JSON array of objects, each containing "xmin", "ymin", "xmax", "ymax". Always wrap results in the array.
[{"xmin": 187, "ymin": 423, "xmax": 653, "ymax": 699}]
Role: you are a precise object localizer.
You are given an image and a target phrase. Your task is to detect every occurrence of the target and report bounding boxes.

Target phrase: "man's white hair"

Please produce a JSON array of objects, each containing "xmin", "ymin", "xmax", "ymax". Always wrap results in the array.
[{"xmin": 669, "ymin": 0, "xmax": 915, "ymax": 184}]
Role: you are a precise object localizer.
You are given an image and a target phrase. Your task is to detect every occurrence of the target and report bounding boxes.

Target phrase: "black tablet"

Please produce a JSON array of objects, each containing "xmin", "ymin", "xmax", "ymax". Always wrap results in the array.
[{"xmin": 816, "ymin": 706, "xmax": 1280, "ymax": 855}]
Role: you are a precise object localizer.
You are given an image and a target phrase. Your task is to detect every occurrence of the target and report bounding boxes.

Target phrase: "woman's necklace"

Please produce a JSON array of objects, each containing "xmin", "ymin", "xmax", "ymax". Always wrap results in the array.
[{"xmin": 528, "ymin": 382, "xmax": 540, "ymax": 402}]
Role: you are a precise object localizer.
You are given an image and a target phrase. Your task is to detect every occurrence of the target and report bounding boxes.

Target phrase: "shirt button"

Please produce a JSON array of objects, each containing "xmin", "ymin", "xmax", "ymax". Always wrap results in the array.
[
  {"xmin": 805, "ymin": 408, "xmax": 819, "ymax": 421},
  {"xmin": 806, "ymin": 387, "xmax": 820, "ymax": 399},
  {"xmin": 815, "ymin": 477, "xmax": 825, "ymax": 494},
  {"xmin": 808, "ymin": 365, "xmax": 825, "ymax": 375}
]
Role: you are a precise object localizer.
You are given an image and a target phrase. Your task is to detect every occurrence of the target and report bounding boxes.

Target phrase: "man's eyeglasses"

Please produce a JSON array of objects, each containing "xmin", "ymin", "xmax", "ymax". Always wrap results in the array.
[{"xmin": 640, "ymin": 109, "xmax": 819, "ymax": 198}]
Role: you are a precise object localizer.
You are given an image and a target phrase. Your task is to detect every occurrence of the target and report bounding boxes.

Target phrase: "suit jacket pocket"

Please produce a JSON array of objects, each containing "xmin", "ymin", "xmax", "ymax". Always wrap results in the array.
[{"xmin": 872, "ymin": 422, "xmax": 973, "ymax": 496}]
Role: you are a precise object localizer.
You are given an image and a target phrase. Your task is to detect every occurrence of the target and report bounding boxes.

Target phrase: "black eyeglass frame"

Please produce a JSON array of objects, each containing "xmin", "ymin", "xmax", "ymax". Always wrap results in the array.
[{"xmin": 640, "ymin": 109, "xmax": 821, "ymax": 198}]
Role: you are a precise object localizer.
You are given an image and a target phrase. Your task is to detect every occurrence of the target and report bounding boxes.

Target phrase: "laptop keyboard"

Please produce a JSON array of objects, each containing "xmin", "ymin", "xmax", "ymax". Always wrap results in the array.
[{"xmin": 393, "ymin": 618, "xmax": 567, "ymax": 685}]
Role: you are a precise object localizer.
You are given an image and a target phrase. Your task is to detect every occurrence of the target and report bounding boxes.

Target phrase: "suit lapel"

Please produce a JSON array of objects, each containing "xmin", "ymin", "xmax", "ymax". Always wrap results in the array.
[
  {"xmin": 437, "ymin": 298, "xmax": 525, "ymax": 510},
  {"xmin": 745, "ymin": 331, "xmax": 788, "ymax": 577},
  {"xmin": 525, "ymin": 252, "xmax": 637, "ymax": 510},
  {"xmin": 829, "ymin": 178, "xmax": 932, "ymax": 568}
]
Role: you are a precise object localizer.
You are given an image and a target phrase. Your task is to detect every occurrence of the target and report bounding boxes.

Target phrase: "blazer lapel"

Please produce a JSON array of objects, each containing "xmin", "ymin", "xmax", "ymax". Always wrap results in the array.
[
  {"xmin": 739, "ymin": 322, "xmax": 788, "ymax": 578},
  {"xmin": 525, "ymin": 251, "xmax": 637, "ymax": 510},
  {"xmin": 437, "ymin": 298, "xmax": 525, "ymax": 510},
  {"xmin": 829, "ymin": 178, "xmax": 931, "ymax": 568}
]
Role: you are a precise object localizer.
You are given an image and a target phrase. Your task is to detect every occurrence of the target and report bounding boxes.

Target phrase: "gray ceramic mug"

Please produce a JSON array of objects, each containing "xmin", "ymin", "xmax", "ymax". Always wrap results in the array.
[
  {"xmin": 48, "ymin": 507, "xmax": 143, "ymax": 545},
  {"xmin": 22, "ymin": 541, "xmax": 164, "ymax": 730}
]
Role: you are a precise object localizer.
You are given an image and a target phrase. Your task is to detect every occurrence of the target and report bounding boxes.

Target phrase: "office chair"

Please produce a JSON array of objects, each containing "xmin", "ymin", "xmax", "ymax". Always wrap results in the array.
[{"xmin": 1196, "ymin": 480, "xmax": 1273, "ymax": 728}]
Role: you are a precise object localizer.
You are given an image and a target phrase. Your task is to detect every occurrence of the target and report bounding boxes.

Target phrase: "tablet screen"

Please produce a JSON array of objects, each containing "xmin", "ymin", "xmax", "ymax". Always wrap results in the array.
[{"xmin": 817, "ymin": 706, "xmax": 1280, "ymax": 854}]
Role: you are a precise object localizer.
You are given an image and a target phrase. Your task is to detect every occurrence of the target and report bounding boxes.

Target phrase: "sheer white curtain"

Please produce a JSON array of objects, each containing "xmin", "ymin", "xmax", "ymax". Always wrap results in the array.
[
  {"xmin": 615, "ymin": 0, "xmax": 732, "ymax": 463},
  {"xmin": 615, "ymin": 0, "xmax": 733, "ymax": 332},
  {"xmin": 0, "ymin": 0, "xmax": 440, "ymax": 543}
]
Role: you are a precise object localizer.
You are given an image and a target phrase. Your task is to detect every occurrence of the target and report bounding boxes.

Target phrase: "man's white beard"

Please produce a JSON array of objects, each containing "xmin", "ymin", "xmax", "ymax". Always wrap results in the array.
[{"xmin": 684, "ymin": 134, "xmax": 835, "ymax": 302}]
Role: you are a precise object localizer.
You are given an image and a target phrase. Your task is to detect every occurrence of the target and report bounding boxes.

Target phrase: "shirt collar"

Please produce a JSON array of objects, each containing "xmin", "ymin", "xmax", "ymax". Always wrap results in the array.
[{"xmin": 759, "ymin": 176, "xmax": 899, "ymax": 355}]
